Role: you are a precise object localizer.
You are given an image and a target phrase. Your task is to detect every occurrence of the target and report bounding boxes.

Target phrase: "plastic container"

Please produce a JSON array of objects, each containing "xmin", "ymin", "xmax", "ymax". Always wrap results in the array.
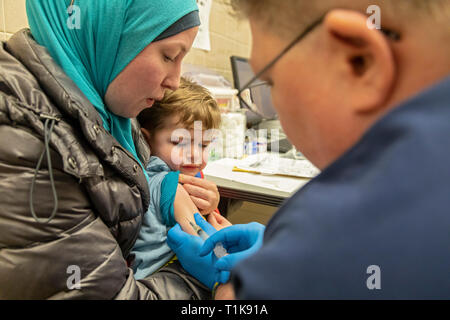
[
  {"xmin": 182, "ymin": 65, "xmax": 239, "ymax": 113},
  {"xmin": 220, "ymin": 111, "xmax": 246, "ymax": 159},
  {"xmin": 209, "ymin": 87, "xmax": 239, "ymax": 112}
]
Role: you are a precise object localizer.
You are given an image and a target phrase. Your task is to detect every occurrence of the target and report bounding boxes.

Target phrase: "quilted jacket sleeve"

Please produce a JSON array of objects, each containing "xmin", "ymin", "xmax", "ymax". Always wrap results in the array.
[{"xmin": 0, "ymin": 124, "xmax": 209, "ymax": 299}]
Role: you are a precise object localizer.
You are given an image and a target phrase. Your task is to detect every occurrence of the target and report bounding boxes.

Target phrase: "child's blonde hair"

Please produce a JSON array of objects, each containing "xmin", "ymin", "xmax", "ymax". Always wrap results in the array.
[{"xmin": 138, "ymin": 77, "xmax": 221, "ymax": 134}]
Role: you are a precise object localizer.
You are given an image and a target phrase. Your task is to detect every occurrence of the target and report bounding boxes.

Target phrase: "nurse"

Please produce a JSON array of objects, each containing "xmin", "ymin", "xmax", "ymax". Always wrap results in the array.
[
  {"xmin": 0, "ymin": 0, "xmax": 219, "ymax": 299},
  {"xmin": 168, "ymin": 0, "xmax": 450, "ymax": 299}
]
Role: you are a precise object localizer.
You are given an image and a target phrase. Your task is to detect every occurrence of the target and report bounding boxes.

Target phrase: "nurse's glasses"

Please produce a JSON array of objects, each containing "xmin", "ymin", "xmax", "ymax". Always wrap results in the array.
[{"xmin": 237, "ymin": 13, "xmax": 401, "ymax": 119}]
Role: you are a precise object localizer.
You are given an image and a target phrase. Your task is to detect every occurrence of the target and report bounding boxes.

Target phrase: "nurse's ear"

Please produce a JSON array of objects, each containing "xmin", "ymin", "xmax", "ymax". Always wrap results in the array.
[{"xmin": 322, "ymin": 9, "xmax": 396, "ymax": 114}]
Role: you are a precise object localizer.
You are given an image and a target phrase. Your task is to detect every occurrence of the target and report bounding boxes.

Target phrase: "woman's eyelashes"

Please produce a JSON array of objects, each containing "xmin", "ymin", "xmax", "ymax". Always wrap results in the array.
[
  {"xmin": 163, "ymin": 51, "xmax": 181, "ymax": 63},
  {"xmin": 163, "ymin": 54, "xmax": 175, "ymax": 63}
]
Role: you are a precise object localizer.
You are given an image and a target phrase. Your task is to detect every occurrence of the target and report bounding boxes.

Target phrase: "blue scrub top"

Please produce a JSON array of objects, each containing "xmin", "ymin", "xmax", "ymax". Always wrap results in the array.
[{"xmin": 232, "ymin": 77, "xmax": 450, "ymax": 299}]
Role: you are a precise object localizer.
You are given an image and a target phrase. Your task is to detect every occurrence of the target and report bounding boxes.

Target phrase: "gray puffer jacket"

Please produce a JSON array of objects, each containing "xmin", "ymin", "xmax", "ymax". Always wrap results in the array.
[{"xmin": 0, "ymin": 29, "xmax": 209, "ymax": 299}]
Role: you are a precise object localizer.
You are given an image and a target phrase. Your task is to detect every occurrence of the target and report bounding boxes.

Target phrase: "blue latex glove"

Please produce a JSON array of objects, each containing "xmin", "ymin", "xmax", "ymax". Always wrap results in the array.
[
  {"xmin": 167, "ymin": 213, "xmax": 230, "ymax": 289},
  {"xmin": 199, "ymin": 222, "xmax": 265, "ymax": 273}
]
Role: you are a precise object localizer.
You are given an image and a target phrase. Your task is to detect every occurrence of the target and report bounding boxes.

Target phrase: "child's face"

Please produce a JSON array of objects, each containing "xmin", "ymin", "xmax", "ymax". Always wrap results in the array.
[{"xmin": 144, "ymin": 115, "xmax": 214, "ymax": 176}]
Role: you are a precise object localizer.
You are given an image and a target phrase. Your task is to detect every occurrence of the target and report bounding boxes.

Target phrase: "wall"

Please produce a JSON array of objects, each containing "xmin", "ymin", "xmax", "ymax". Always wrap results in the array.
[
  {"xmin": 0, "ymin": 0, "xmax": 251, "ymax": 83},
  {"xmin": 0, "ymin": 0, "xmax": 28, "ymax": 40},
  {"xmin": 183, "ymin": 0, "xmax": 251, "ymax": 82}
]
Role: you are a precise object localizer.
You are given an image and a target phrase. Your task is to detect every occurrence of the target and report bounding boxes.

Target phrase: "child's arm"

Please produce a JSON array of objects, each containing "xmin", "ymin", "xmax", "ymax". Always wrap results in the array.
[{"xmin": 173, "ymin": 183, "xmax": 201, "ymax": 236}]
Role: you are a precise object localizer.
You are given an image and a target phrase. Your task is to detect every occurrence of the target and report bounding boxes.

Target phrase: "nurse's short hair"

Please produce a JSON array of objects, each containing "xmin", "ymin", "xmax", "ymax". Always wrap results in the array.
[
  {"xmin": 228, "ymin": 0, "xmax": 450, "ymax": 39},
  {"xmin": 137, "ymin": 77, "xmax": 221, "ymax": 133}
]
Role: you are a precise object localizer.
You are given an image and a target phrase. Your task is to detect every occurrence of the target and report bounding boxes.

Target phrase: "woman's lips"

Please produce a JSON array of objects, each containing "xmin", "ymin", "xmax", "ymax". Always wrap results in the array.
[
  {"xmin": 146, "ymin": 95, "xmax": 164, "ymax": 107},
  {"xmin": 146, "ymin": 98, "xmax": 155, "ymax": 107}
]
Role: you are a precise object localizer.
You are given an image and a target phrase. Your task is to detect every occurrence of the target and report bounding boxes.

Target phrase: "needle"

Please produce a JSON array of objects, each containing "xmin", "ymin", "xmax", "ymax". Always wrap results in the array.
[{"xmin": 187, "ymin": 219, "xmax": 228, "ymax": 258}]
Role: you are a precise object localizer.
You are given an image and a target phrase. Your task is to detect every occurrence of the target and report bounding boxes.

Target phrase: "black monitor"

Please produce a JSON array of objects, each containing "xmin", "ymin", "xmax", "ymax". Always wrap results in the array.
[{"xmin": 230, "ymin": 56, "xmax": 277, "ymax": 126}]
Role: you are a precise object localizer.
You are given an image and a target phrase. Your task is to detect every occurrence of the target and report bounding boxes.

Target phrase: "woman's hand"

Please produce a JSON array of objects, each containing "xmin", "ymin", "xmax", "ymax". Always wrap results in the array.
[{"xmin": 179, "ymin": 174, "xmax": 220, "ymax": 215}]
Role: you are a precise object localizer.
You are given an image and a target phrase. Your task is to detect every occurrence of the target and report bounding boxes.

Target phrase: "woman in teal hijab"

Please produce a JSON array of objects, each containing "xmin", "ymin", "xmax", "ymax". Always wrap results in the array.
[
  {"xmin": 0, "ymin": 0, "xmax": 226, "ymax": 299},
  {"xmin": 26, "ymin": 0, "xmax": 200, "ymax": 166}
]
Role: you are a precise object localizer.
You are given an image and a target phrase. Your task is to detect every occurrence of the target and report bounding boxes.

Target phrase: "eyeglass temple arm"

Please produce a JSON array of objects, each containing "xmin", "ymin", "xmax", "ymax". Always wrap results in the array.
[
  {"xmin": 237, "ymin": 13, "xmax": 400, "ymax": 95},
  {"xmin": 238, "ymin": 15, "xmax": 326, "ymax": 94}
]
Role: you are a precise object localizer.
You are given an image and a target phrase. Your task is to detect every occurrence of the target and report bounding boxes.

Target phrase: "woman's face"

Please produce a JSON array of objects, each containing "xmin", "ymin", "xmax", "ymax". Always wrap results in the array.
[{"xmin": 104, "ymin": 27, "xmax": 199, "ymax": 118}]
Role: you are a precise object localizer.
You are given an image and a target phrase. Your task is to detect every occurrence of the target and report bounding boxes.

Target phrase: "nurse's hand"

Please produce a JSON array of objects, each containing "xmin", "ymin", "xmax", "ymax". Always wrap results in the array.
[
  {"xmin": 167, "ymin": 213, "xmax": 230, "ymax": 289},
  {"xmin": 179, "ymin": 174, "xmax": 220, "ymax": 215},
  {"xmin": 199, "ymin": 222, "xmax": 265, "ymax": 273}
]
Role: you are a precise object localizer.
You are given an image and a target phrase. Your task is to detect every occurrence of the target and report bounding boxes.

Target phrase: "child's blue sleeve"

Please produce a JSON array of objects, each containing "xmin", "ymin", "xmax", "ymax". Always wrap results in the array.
[
  {"xmin": 145, "ymin": 156, "xmax": 180, "ymax": 227},
  {"xmin": 159, "ymin": 171, "xmax": 180, "ymax": 227}
]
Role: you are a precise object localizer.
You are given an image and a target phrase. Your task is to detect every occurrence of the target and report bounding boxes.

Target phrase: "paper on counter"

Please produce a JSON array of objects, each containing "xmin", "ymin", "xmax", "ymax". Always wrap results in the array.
[
  {"xmin": 235, "ymin": 153, "xmax": 321, "ymax": 179},
  {"xmin": 204, "ymin": 158, "xmax": 311, "ymax": 194}
]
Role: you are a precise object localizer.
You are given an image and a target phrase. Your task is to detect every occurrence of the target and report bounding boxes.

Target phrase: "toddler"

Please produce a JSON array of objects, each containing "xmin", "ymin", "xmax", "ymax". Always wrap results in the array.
[{"xmin": 131, "ymin": 77, "xmax": 227, "ymax": 279}]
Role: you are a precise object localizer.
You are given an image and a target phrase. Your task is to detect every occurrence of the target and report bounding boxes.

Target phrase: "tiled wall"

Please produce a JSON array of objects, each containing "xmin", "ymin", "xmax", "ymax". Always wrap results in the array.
[
  {"xmin": 183, "ymin": 0, "xmax": 252, "ymax": 82},
  {"xmin": 0, "ymin": 0, "xmax": 251, "ymax": 83},
  {"xmin": 0, "ymin": 0, "xmax": 27, "ymax": 40}
]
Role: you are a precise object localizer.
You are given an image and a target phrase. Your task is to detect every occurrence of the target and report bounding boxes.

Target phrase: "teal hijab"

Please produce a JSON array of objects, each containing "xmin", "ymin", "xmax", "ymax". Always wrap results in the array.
[{"xmin": 26, "ymin": 0, "xmax": 199, "ymax": 168}]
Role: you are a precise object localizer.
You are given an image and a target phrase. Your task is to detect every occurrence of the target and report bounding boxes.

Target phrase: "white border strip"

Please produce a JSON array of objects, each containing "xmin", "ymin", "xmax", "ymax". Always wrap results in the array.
[{"xmin": 1, "ymin": 0, "xmax": 7, "ymax": 41}]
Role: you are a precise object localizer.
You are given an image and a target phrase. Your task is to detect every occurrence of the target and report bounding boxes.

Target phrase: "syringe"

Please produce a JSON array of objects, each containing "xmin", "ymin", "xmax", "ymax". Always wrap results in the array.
[{"xmin": 188, "ymin": 219, "xmax": 228, "ymax": 258}]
